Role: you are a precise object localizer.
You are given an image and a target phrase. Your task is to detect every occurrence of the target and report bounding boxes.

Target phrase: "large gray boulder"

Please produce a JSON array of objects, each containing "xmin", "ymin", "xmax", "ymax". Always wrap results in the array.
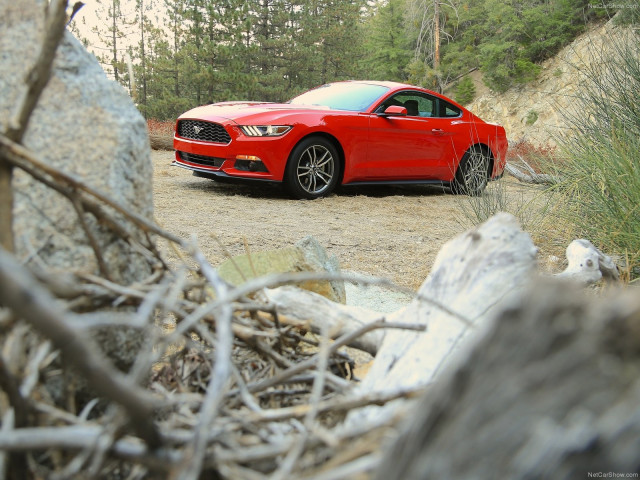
[{"xmin": 0, "ymin": 0, "xmax": 154, "ymax": 284}]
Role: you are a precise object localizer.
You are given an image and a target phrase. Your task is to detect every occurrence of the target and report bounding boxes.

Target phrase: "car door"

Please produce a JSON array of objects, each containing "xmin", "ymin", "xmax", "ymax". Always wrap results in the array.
[{"xmin": 365, "ymin": 91, "xmax": 461, "ymax": 181}]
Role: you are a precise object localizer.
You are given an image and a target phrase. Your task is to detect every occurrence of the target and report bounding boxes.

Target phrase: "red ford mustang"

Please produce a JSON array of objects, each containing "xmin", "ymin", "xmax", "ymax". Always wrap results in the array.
[{"xmin": 173, "ymin": 81, "xmax": 508, "ymax": 199}]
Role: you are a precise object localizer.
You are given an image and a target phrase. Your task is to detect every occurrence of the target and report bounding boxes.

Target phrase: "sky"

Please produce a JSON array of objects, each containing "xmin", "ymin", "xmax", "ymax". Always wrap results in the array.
[{"xmin": 70, "ymin": 0, "xmax": 140, "ymax": 56}]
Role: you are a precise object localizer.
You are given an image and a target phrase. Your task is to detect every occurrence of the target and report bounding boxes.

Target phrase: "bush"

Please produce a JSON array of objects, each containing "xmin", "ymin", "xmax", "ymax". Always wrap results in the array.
[
  {"xmin": 455, "ymin": 76, "xmax": 476, "ymax": 105},
  {"xmin": 455, "ymin": 178, "xmax": 554, "ymax": 237},
  {"xmin": 147, "ymin": 119, "xmax": 174, "ymax": 137},
  {"xmin": 553, "ymin": 29, "xmax": 640, "ymax": 280}
]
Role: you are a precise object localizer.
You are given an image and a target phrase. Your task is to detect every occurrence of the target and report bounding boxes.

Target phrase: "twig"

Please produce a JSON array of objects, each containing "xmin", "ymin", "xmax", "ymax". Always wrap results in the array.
[
  {"xmin": 7, "ymin": 0, "xmax": 68, "ymax": 140},
  {"xmin": 0, "ymin": 135, "xmax": 185, "ymax": 246},
  {"xmin": 0, "ymin": 356, "xmax": 30, "ymax": 433},
  {"xmin": 70, "ymin": 195, "xmax": 111, "ymax": 280},
  {"xmin": 174, "ymin": 242, "xmax": 234, "ymax": 480},
  {"xmin": 300, "ymin": 453, "xmax": 381, "ymax": 480},
  {"xmin": 0, "ymin": 248, "xmax": 161, "ymax": 448},
  {"xmin": 0, "ymin": 426, "xmax": 181, "ymax": 468},
  {"xmin": 270, "ymin": 322, "xmax": 333, "ymax": 480},
  {"xmin": 244, "ymin": 319, "xmax": 425, "ymax": 395},
  {"xmin": 245, "ymin": 387, "xmax": 427, "ymax": 423},
  {"xmin": 175, "ymin": 270, "xmax": 466, "ymax": 336},
  {"xmin": 0, "ymin": 409, "xmax": 15, "ymax": 480}
]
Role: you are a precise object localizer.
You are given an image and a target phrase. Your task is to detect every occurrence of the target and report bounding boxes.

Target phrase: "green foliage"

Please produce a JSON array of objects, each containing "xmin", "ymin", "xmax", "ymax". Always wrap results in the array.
[
  {"xmin": 614, "ymin": 6, "xmax": 640, "ymax": 25},
  {"xmin": 361, "ymin": 0, "xmax": 411, "ymax": 82},
  {"xmin": 86, "ymin": 0, "xmax": 621, "ymax": 119},
  {"xmin": 552, "ymin": 30, "xmax": 640, "ymax": 279},
  {"xmin": 454, "ymin": 75, "xmax": 476, "ymax": 105},
  {"xmin": 427, "ymin": 0, "xmax": 598, "ymax": 93},
  {"xmin": 89, "ymin": 0, "xmax": 368, "ymax": 120}
]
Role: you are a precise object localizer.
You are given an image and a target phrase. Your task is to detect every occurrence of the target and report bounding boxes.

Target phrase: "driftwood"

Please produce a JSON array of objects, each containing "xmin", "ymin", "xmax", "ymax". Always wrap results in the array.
[
  {"xmin": 374, "ymin": 279, "xmax": 640, "ymax": 480},
  {"xmin": 268, "ymin": 213, "xmax": 539, "ymax": 427},
  {"xmin": 556, "ymin": 238, "xmax": 619, "ymax": 284},
  {"xmin": 506, "ymin": 155, "xmax": 561, "ymax": 185}
]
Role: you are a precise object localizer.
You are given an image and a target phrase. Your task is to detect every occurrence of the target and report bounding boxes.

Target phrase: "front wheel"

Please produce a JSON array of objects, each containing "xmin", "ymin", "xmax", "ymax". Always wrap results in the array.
[
  {"xmin": 452, "ymin": 146, "xmax": 491, "ymax": 196},
  {"xmin": 284, "ymin": 137, "xmax": 340, "ymax": 199}
]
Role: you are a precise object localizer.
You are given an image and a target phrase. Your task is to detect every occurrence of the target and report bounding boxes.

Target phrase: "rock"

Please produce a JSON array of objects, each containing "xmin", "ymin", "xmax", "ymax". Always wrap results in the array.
[
  {"xmin": 0, "ymin": 0, "xmax": 153, "ymax": 284},
  {"xmin": 218, "ymin": 236, "xmax": 346, "ymax": 303},
  {"xmin": 467, "ymin": 19, "xmax": 633, "ymax": 147},
  {"xmin": 374, "ymin": 280, "xmax": 640, "ymax": 480}
]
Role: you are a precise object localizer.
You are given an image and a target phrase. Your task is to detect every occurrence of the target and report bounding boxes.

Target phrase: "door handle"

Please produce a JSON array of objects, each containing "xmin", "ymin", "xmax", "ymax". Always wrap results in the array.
[{"xmin": 431, "ymin": 128, "xmax": 445, "ymax": 135}]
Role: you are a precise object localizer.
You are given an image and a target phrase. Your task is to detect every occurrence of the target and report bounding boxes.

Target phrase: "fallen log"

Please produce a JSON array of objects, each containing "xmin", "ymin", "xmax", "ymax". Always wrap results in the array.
[
  {"xmin": 506, "ymin": 156, "xmax": 561, "ymax": 185},
  {"xmin": 149, "ymin": 133, "xmax": 174, "ymax": 151},
  {"xmin": 345, "ymin": 212, "xmax": 539, "ymax": 425}
]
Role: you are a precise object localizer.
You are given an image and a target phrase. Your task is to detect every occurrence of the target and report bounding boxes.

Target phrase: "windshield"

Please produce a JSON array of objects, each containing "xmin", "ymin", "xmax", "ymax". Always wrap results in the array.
[{"xmin": 289, "ymin": 83, "xmax": 389, "ymax": 112}]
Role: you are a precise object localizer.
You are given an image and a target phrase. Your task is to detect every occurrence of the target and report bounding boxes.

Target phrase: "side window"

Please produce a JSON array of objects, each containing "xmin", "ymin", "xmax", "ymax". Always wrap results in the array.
[
  {"xmin": 440, "ymin": 100, "xmax": 462, "ymax": 118},
  {"xmin": 376, "ymin": 92, "xmax": 437, "ymax": 117},
  {"xmin": 376, "ymin": 92, "xmax": 461, "ymax": 118}
]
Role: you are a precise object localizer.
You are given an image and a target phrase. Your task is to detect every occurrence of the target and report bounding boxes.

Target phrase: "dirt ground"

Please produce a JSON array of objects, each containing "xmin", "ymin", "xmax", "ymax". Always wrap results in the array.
[{"xmin": 152, "ymin": 150, "xmax": 555, "ymax": 290}]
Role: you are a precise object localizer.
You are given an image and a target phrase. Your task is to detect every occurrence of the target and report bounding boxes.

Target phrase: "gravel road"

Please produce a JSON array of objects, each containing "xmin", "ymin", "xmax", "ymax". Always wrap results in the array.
[{"xmin": 152, "ymin": 150, "xmax": 542, "ymax": 292}]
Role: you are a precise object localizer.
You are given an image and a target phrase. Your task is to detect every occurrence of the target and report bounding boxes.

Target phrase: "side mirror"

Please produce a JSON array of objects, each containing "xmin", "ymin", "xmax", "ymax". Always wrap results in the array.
[{"xmin": 379, "ymin": 105, "xmax": 407, "ymax": 117}]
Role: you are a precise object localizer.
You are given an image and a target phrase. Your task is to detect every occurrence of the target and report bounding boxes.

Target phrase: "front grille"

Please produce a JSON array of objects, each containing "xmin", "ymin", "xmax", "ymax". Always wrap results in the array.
[
  {"xmin": 177, "ymin": 120, "xmax": 231, "ymax": 144},
  {"xmin": 178, "ymin": 151, "xmax": 225, "ymax": 168}
]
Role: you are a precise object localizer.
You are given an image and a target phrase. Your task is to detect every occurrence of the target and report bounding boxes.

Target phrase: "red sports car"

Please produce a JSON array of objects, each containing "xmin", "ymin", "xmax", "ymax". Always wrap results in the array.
[{"xmin": 173, "ymin": 81, "xmax": 508, "ymax": 199}]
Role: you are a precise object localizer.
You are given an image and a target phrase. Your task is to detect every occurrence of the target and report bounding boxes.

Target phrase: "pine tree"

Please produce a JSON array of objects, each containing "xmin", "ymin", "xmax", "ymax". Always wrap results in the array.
[
  {"xmin": 362, "ymin": 0, "xmax": 411, "ymax": 82},
  {"xmin": 454, "ymin": 75, "xmax": 475, "ymax": 105},
  {"xmin": 92, "ymin": 0, "xmax": 137, "ymax": 84}
]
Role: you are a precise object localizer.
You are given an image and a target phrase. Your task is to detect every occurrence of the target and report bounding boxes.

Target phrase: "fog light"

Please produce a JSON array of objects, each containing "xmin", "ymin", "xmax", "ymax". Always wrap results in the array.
[
  {"xmin": 235, "ymin": 155, "xmax": 269, "ymax": 173},
  {"xmin": 236, "ymin": 155, "xmax": 262, "ymax": 162}
]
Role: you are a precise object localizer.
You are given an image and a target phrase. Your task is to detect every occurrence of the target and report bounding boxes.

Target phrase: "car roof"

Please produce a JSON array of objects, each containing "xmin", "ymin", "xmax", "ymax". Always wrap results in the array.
[
  {"xmin": 330, "ymin": 79, "xmax": 442, "ymax": 97},
  {"xmin": 332, "ymin": 80, "xmax": 413, "ymax": 89}
]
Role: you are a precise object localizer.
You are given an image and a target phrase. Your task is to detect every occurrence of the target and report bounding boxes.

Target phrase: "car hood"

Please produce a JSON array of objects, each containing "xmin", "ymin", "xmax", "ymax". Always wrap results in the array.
[{"xmin": 179, "ymin": 101, "xmax": 331, "ymax": 123}]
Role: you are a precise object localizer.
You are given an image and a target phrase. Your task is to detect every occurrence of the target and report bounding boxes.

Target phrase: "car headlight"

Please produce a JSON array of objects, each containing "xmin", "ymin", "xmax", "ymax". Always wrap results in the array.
[{"xmin": 240, "ymin": 125, "xmax": 292, "ymax": 137}]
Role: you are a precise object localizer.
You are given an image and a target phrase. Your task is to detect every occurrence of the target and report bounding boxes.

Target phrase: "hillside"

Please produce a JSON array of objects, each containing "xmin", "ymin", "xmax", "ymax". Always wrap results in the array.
[{"xmin": 466, "ymin": 18, "xmax": 631, "ymax": 148}]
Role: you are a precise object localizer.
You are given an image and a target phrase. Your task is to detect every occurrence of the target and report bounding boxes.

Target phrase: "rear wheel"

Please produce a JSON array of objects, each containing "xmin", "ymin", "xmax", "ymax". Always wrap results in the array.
[
  {"xmin": 452, "ymin": 146, "xmax": 491, "ymax": 196},
  {"xmin": 284, "ymin": 136, "xmax": 340, "ymax": 199}
]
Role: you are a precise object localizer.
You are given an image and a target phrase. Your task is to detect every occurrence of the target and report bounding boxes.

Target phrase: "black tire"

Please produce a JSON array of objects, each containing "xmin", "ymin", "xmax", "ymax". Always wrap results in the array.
[
  {"xmin": 284, "ymin": 136, "xmax": 341, "ymax": 199},
  {"xmin": 452, "ymin": 145, "xmax": 491, "ymax": 196}
]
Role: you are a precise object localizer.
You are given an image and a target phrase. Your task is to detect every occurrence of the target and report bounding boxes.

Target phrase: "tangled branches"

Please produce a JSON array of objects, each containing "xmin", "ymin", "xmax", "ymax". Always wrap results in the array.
[
  {"xmin": 0, "ymin": 5, "xmax": 423, "ymax": 478},
  {"xmin": 0, "ymin": 241, "xmax": 423, "ymax": 479}
]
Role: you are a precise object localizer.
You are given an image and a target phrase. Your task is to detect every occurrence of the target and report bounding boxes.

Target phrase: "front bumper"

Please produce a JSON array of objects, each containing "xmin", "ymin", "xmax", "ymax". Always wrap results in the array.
[
  {"xmin": 173, "ymin": 122, "xmax": 295, "ymax": 181},
  {"xmin": 171, "ymin": 160, "xmax": 278, "ymax": 184}
]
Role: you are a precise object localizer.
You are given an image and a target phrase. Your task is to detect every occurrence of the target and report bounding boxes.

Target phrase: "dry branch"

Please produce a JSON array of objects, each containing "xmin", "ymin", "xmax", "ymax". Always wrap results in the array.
[
  {"xmin": 505, "ymin": 155, "xmax": 561, "ymax": 184},
  {"xmin": 0, "ymin": 248, "xmax": 161, "ymax": 448},
  {"xmin": 0, "ymin": 135, "xmax": 184, "ymax": 247}
]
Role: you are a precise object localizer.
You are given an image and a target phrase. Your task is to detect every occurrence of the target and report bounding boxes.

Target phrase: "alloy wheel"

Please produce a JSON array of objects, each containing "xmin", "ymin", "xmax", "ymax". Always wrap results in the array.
[{"xmin": 296, "ymin": 144, "xmax": 335, "ymax": 195}]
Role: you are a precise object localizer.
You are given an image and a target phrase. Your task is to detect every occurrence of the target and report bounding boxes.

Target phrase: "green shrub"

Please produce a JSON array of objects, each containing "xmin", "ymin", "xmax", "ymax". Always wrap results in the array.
[
  {"xmin": 553, "ymin": 29, "xmax": 640, "ymax": 280},
  {"xmin": 455, "ymin": 76, "xmax": 476, "ymax": 105}
]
